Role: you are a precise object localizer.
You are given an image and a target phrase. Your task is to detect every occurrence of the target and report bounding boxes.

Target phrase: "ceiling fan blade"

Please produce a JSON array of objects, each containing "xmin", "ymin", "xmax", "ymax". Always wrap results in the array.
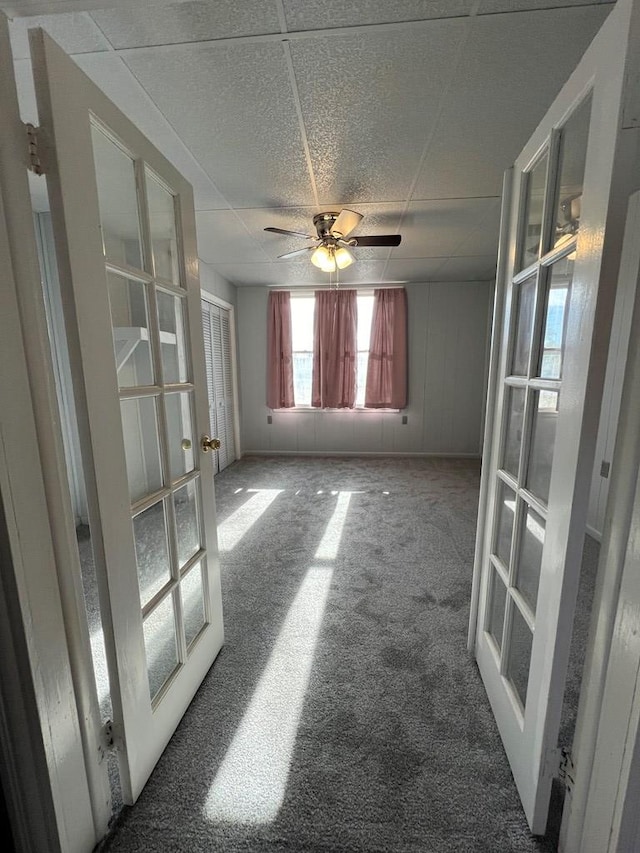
[
  {"xmin": 277, "ymin": 246, "xmax": 316, "ymax": 259},
  {"xmin": 264, "ymin": 226, "xmax": 315, "ymax": 239},
  {"xmin": 352, "ymin": 235, "xmax": 402, "ymax": 247},
  {"xmin": 330, "ymin": 208, "xmax": 363, "ymax": 239}
]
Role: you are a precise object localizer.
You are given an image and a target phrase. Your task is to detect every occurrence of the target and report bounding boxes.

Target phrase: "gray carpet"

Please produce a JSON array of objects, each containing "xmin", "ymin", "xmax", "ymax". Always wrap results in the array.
[{"xmin": 97, "ymin": 456, "xmax": 565, "ymax": 852}]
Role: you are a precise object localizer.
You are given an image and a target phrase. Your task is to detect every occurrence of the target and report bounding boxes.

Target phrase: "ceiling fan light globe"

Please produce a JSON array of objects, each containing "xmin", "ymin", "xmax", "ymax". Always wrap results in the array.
[
  {"xmin": 334, "ymin": 246, "xmax": 355, "ymax": 269},
  {"xmin": 311, "ymin": 245, "xmax": 336, "ymax": 272}
]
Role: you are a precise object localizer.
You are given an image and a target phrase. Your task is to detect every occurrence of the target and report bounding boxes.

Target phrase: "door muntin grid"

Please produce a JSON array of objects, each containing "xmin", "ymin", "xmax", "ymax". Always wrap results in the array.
[
  {"xmin": 92, "ymin": 122, "xmax": 210, "ymax": 703},
  {"xmin": 485, "ymin": 108, "xmax": 586, "ymax": 716}
]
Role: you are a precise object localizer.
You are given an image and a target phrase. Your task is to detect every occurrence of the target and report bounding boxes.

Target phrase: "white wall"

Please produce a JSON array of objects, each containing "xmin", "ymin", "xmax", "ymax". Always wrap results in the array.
[
  {"xmin": 236, "ymin": 281, "xmax": 493, "ymax": 456},
  {"xmin": 199, "ymin": 261, "xmax": 236, "ymax": 307}
]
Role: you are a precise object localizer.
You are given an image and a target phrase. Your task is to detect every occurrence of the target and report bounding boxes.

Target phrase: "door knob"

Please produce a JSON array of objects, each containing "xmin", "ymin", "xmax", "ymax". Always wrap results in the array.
[{"xmin": 201, "ymin": 435, "xmax": 221, "ymax": 452}]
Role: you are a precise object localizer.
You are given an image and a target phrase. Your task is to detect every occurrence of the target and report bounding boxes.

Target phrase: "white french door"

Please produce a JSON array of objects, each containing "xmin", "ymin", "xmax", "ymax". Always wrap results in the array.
[
  {"xmin": 29, "ymin": 28, "xmax": 224, "ymax": 804},
  {"xmin": 202, "ymin": 299, "xmax": 237, "ymax": 474},
  {"xmin": 471, "ymin": 0, "xmax": 638, "ymax": 834}
]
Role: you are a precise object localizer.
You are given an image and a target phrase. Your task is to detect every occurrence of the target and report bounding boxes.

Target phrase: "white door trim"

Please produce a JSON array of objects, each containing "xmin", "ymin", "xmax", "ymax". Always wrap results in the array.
[
  {"xmin": 560, "ymin": 191, "xmax": 640, "ymax": 853},
  {"xmin": 0, "ymin": 15, "xmax": 103, "ymax": 850},
  {"xmin": 201, "ymin": 290, "xmax": 242, "ymax": 461}
]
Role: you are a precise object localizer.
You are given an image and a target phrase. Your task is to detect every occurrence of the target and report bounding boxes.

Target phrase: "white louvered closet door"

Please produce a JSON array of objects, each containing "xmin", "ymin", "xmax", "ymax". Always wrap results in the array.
[
  {"xmin": 201, "ymin": 300, "xmax": 236, "ymax": 473},
  {"xmin": 220, "ymin": 311, "xmax": 235, "ymax": 467},
  {"xmin": 201, "ymin": 302, "xmax": 219, "ymax": 469}
]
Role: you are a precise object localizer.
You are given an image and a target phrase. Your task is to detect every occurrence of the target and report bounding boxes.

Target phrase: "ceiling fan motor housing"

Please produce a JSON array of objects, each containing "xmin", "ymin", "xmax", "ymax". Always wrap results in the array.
[{"xmin": 313, "ymin": 212, "xmax": 341, "ymax": 239}]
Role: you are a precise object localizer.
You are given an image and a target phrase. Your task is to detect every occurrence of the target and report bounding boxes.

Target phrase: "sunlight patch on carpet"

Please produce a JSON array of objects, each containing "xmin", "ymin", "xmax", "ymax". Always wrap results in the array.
[
  {"xmin": 203, "ymin": 566, "xmax": 333, "ymax": 825},
  {"xmin": 314, "ymin": 491, "xmax": 354, "ymax": 561},
  {"xmin": 217, "ymin": 489, "xmax": 283, "ymax": 551}
]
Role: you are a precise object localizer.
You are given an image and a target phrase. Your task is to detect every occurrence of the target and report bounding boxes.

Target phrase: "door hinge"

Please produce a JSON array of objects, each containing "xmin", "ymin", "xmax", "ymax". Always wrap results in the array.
[
  {"xmin": 25, "ymin": 123, "xmax": 44, "ymax": 176},
  {"xmin": 98, "ymin": 719, "xmax": 115, "ymax": 762},
  {"xmin": 558, "ymin": 746, "xmax": 575, "ymax": 792}
]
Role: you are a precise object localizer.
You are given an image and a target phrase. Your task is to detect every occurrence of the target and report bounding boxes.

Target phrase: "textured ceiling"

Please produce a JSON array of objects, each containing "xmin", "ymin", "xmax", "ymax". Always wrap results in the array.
[{"xmin": 6, "ymin": 0, "xmax": 615, "ymax": 286}]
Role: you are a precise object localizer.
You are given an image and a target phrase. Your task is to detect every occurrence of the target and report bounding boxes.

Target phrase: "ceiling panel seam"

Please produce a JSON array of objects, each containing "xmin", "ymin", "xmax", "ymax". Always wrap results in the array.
[
  {"xmin": 276, "ymin": 0, "xmax": 320, "ymax": 210},
  {"xmin": 84, "ymin": 10, "xmax": 116, "ymax": 53},
  {"xmin": 97, "ymin": 16, "xmax": 479, "ymax": 59},
  {"xmin": 381, "ymin": 0, "xmax": 483, "ymax": 283}
]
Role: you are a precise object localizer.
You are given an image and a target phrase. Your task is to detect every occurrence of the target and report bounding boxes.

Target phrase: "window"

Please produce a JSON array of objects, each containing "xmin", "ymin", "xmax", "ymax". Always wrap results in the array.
[
  {"xmin": 290, "ymin": 293, "xmax": 374, "ymax": 408},
  {"xmin": 290, "ymin": 296, "xmax": 314, "ymax": 406},
  {"xmin": 356, "ymin": 295, "xmax": 374, "ymax": 406}
]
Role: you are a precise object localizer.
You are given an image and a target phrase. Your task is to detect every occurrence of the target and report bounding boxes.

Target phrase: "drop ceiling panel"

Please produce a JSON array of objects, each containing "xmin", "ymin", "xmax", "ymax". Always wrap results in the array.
[
  {"xmin": 8, "ymin": 12, "xmax": 109, "ymax": 58},
  {"xmin": 413, "ymin": 6, "xmax": 611, "ymax": 199},
  {"xmin": 479, "ymin": 0, "xmax": 613, "ymax": 13},
  {"xmin": 196, "ymin": 210, "xmax": 268, "ymax": 265},
  {"xmin": 289, "ymin": 19, "xmax": 467, "ymax": 204},
  {"xmin": 213, "ymin": 259, "xmax": 387, "ymax": 287},
  {"xmin": 435, "ymin": 255, "xmax": 497, "ymax": 281},
  {"xmin": 120, "ymin": 41, "xmax": 315, "ymax": 208},
  {"xmin": 455, "ymin": 197, "xmax": 502, "ymax": 255},
  {"xmin": 235, "ymin": 206, "xmax": 319, "ymax": 260},
  {"xmin": 396, "ymin": 198, "xmax": 501, "ymax": 258},
  {"xmin": 90, "ymin": 0, "xmax": 282, "ymax": 50},
  {"xmin": 282, "ymin": 0, "xmax": 474, "ymax": 32},
  {"xmin": 74, "ymin": 52, "xmax": 228, "ymax": 211},
  {"xmin": 384, "ymin": 258, "xmax": 447, "ymax": 282},
  {"xmin": 3, "ymin": 0, "xmax": 206, "ymax": 14},
  {"xmin": 322, "ymin": 259, "xmax": 387, "ymax": 285},
  {"xmin": 212, "ymin": 261, "xmax": 315, "ymax": 287}
]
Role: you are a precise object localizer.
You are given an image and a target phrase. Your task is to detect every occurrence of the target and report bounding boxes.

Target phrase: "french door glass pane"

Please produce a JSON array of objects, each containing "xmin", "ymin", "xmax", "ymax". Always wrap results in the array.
[
  {"xmin": 133, "ymin": 500, "xmax": 171, "ymax": 608},
  {"xmin": 181, "ymin": 563, "xmax": 206, "ymax": 649},
  {"xmin": 511, "ymin": 277, "xmax": 536, "ymax": 376},
  {"xmin": 146, "ymin": 169, "xmax": 180, "ymax": 284},
  {"xmin": 493, "ymin": 481, "xmax": 516, "ymax": 568},
  {"xmin": 157, "ymin": 291, "xmax": 189, "ymax": 384},
  {"xmin": 108, "ymin": 273, "xmax": 153, "ymax": 388},
  {"xmin": 519, "ymin": 152, "xmax": 548, "ymax": 271},
  {"xmin": 174, "ymin": 480, "xmax": 200, "ymax": 568},
  {"xmin": 165, "ymin": 392, "xmax": 195, "ymax": 481},
  {"xmin": 514, "ymin": 506, "xmax": 545, "ymax": 615},
  {"xmin": 526, "ymin": 390, "xmax": 559, "ymax": 505},
  {"xmin": 488, "ymin": 568, "xmax": 508, "ymax": 653},
  {"xmin": 507, "ymin": 604, "xmax": 533, "ymax": 710},
  {"xmin": 538, "ymin": 257, "xmax": 573, "ymax": 379},
  {"xmin": 143, "ymin": 594, "xmax": 179, "ymax": 701},
  {"xmin": 91, "ymin": 125, "xmax": 143, "ymax": 270},
  {"xmin": 502, "ymin": 387, "xmax": 525, "ymax": 477},
  {"xmin": 553, "ymin": 96, "xmax": 592, "ymax": 251},
  {"xmin": 120, "ymin": 396, "xmax": 163, "ymax": 503}
]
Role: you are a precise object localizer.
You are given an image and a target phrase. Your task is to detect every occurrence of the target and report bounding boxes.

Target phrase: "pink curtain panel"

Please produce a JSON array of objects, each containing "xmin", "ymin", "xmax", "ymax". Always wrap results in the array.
[
  {"xmin": 312, "ymin": 289, "xmax": 357, "ymax": 408},
  {"xmin": 365, "ymin": 287, "xmax": 408, "ymax": 409},
  {"xmin": 266, "ymin": 290, "xmax": 295, "ymax": 409}
]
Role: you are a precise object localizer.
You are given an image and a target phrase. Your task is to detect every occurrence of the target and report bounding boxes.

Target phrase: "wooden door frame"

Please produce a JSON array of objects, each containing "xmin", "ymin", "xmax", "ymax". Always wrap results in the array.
[{"xmin": 201, "ymin": 290, "xmax": 242, "ymax": 463}]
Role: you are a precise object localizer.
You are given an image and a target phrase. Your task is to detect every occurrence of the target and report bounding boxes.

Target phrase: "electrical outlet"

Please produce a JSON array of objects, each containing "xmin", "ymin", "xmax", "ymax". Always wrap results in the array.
[
  {"xmin": 267, "ymin": 415, "xmax": 273, "ymax": 425},
  {"xmin": 402, "ymin": 415, "xmax": 408, "ymax": 425}
]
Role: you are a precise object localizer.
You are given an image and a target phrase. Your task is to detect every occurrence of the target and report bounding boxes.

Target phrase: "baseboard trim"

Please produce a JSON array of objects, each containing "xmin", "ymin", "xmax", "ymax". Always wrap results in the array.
[{"xmin": 240, "ymin": 450, "xmax": 482, "ymax": 459}]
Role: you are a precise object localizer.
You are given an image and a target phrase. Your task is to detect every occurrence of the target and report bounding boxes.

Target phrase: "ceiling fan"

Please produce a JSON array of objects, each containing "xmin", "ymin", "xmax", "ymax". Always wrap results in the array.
[{"xmin": 264, "ymin": 208, "xmax": 402, "ymax": 272}]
